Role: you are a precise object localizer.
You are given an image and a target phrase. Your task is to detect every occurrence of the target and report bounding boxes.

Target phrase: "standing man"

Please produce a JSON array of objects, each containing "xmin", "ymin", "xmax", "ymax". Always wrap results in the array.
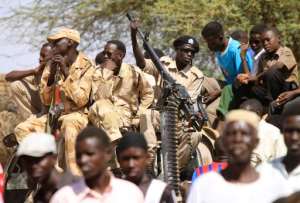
[
  {"xmin": 5, "ymin": 43, "xmax": 52, "ymax": 118},
  {"xmin": 88, "ymin": 40, "xmax": 154, "ymax": 144},
  {"xmin": 257, "ymin": 100, "xmax": 300, "ymax": 192},
  {"xmin": 14, "ymin": 27, "xmax": 95, "ymax": 175},
  {"xmin": 116, "ymin": 132, "xmax": 176, "ymax": 203},
  {"xmin": 50, "ymin": 127, "xmax": 144, "ymax": 203},
  {"xmin": 187, "ymin": 110, "xmax": 291, "ymax": 203},
  {"xmin": 201, "ymin": 21, "xmax": 253, "ymax": 84}
]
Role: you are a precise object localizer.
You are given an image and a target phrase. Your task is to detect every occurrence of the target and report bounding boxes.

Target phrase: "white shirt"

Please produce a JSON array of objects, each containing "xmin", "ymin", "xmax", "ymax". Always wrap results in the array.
[
  {"xmin": 187, "ymin": 170, "xmax": 291, "ymax": 203},
  {"xmin": 145, "ymin": 179, "xmax": 167, "ymax": 203},
  {"xmin": 252, "ymin": 120, "xmax": 287, "ymax": 165},
  {"xmin": 257, "ymin": 157, "xmax": 300, "ymax": 192},
  {"xmin": 50, "ymin": 175, "xmax": 144, "ymax": 203},
  {"xmin": 251, "ymin": 49, "xmax": 265, "ymax": 76}
]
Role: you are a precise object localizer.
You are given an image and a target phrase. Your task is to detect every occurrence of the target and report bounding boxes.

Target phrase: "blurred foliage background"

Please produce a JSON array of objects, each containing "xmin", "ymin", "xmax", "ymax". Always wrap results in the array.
[{"xmin": 1, "ymin": 0, "xmax": 299, "ymax": 77}]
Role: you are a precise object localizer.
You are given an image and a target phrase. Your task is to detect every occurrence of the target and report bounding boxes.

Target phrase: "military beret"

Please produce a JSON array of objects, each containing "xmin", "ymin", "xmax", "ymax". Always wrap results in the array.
[{"xmin": 173, "ymin": 35, "xmax": 199, "ymax": 53}]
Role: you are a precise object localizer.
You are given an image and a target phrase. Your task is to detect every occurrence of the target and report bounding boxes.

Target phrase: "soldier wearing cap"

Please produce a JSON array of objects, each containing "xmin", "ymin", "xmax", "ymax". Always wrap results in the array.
[
  {"xmin": 14, "ymin": 27, "xmax": 95, "ymax": 175},
  {"xmin": 131, "ymin": 22, "xmax": 219, "ymax": 170}
]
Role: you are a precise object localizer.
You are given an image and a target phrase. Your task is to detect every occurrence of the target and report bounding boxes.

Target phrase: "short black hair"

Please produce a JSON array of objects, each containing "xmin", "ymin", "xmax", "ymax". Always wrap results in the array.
[
  {"xmin": 116, "ymin": 132, "xmax": 148, "ymax": 156},
  {"xmin": 76, "ymin": 126, "xmax": 111, "ymax": 149},
  {"xmin": 230, "ymin": 30, "xmax": 248, "ymax": 42},
  {"xmin": 250, "ymin": 24, "xmax": 267, "ymax": 35},
  {"xmin": 107, "ymin": 40, "xmax": 126, "ymax": 54},
  {"xmin": 201, "ymin": 21, "xmax": 224, "ymax": 38},
  {"xmin": 240, "ymin": 99, "xmax": 264, "ymax": 117},
  {"xmin": 262, "ymin": 26, "xmax": 280, "ymax": 37}
]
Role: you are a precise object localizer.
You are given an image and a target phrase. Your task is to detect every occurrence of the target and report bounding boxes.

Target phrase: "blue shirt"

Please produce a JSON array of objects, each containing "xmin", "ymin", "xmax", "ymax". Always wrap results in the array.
[{"xmin": 216, "ymin": 38, "xmax": 253, "ymax": 84}]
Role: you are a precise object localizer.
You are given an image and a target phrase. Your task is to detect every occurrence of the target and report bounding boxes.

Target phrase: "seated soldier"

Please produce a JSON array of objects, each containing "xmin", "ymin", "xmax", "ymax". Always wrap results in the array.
[
  {"xmin": 88, "ymin": 40, "xmax": 154, "ymax": 144},
  {"xmin": 236, "ymin": 26, "xmax": 298, "ymax": 107},
  {"xmin": 131, "ymin": 21, "xmax": 216, "ymax": 169},
  {"xmin": 14, "ymin": 27, "xmax": 95, "ymax": 175},
  {"xmin": 5, "ymin": 43, "xmax": 52, "ymax": 119}
]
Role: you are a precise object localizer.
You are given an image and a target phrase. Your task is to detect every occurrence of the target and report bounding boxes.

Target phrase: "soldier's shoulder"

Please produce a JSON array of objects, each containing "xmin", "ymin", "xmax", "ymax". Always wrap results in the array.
[
  {"xmin": 78, "ymin": 52, "xmax": 95, "ymax": 68},
  {"xmin": 190, "ymin": 66, "xmax": 204, "ymax": 78}
]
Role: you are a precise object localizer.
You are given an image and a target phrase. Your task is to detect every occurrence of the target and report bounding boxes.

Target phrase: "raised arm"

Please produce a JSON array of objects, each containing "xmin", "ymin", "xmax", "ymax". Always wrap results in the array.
[{"xmin": 130, "ymin": 20, "xmax": 146, "ymax": 69}]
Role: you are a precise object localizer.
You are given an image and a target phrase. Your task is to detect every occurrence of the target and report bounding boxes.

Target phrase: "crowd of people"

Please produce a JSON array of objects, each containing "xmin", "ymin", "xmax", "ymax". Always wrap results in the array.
[{"xmin": 1, "ymin": 18, "xmax": 300, "ymax": 203}]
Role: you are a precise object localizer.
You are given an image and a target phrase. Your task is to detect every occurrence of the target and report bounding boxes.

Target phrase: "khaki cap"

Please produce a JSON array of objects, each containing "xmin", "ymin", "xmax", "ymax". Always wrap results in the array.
[{"xmin": 47, "ymin": 27, "xmax": 80, "ymax": 43}]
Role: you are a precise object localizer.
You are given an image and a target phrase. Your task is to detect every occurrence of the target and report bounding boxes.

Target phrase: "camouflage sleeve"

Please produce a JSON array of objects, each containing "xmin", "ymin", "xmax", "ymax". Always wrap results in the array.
[
  {"xmin": 63, "ymin": 62, "xmax": 95, "ymax": 108},
  {"xmin": 143, "ymin": 59, "xmax": 159, "ymax": 81},
  {"xmin": 137, "ymin": 70, "xmax": 154, "ymax": 115},
  {"xmin": 39, "ymin": 64, "xmax": 53, "ymax": 106}
]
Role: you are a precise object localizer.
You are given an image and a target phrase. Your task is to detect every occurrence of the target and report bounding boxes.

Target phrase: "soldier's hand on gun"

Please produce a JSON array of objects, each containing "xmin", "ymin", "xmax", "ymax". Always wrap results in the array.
[{"xmin": 52, "ymin": 55, "xmax": 68, "ymax": 77}]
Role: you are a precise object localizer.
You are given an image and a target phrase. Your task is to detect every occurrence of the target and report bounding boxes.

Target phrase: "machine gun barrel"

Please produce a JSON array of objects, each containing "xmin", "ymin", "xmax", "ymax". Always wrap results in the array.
[
  {"xmin": 126, "ymin": 12, "xmax": 206, "ymax": 131},
  {"xmin": 126, "ymin": 12, "xmax": 175, "ymax": 84}
]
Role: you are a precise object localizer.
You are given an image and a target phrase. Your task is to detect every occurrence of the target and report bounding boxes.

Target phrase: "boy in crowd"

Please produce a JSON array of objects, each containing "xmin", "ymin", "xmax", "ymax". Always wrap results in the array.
[
  {"xmin": 117, "ymin": 132, "xmax": 176, "ymax": 203},
  {"xmin": 50, "ymin": 127, "xmax": 144, "ymax": 203}
]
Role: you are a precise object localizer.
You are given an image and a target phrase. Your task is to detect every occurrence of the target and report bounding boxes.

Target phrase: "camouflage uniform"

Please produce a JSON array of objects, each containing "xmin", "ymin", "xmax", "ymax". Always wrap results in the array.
[
  {"xmin": 14, "ymin": 52, "xmax": 94, "ymax": 175},
  {"xmin": 141, "ymin": 56, "xmax": 207, "ymax": 168},
  {"xmin": 88, "ymin": 63, "xmax": 154, "ymax": 142},
  {"xmin": 10, "ymin": 74, "xmax": 42, "ymax": 119}
]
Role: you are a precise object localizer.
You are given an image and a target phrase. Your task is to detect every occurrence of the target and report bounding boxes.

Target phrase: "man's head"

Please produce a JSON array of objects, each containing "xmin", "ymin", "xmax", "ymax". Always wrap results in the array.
[
  {"xmin": 239, "ymin": 99, "xmax": 264, "ymax": 118},
  {"xmin": 39, "ymin": 43, "xmax": 53, "ymax": 64},
  {"xmin": 249, "ymin": 24, "xmax": 267, "ymax": 54},
  {"xmin": 221, "ymin": 110, "xmax": 259, "ymax": 165},
  {"xmin": 230, "ymin": 30, "xmax": 248, "ymax": 44},
  {"xmin": 95, "ymin": 51, "xmax": 105, "ymax": 65},
  {"xmin": 116, "ymin": 132, "xmax": 149, "ymax": 184},
  {"xmin": 17, "ymin": 133, "xmax": 57, "ymax": 183},
  {"xmin": 102, "ymin": 40, "xmax": 126, "ymax": 68},
  {"xmin": 173, "ymin": 35, "xmax": 199, "ymax": 67},
  {"xmin": 261, "ymin": 26, "xmax": 281, "ymax": 53},
  {"xmin": 201, "ymin": 21, "xmax": 225, "ymax": 52},
  {"xmin": 75, "ymin": 126, "xmax": 112, "ymax": 180},
  {"xmin": 47, "ymin": 27, "xmax": 80, "ymax": 56},
  {"xmin": 282, "ymin": 101, "xmax": 300, "ymax": 158}
]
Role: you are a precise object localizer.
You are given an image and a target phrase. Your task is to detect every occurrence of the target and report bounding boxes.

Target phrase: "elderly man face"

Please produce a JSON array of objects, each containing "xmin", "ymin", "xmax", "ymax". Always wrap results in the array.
[{"xmin": 221, "ymin": 120, "xmax": 258, "ymax": 164}]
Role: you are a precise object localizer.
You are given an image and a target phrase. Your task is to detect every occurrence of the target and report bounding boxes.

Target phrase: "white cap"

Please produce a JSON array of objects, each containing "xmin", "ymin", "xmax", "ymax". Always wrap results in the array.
[{"xmin": 17, "ymin": 133, "xmax": 57, "ymax": 157}]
